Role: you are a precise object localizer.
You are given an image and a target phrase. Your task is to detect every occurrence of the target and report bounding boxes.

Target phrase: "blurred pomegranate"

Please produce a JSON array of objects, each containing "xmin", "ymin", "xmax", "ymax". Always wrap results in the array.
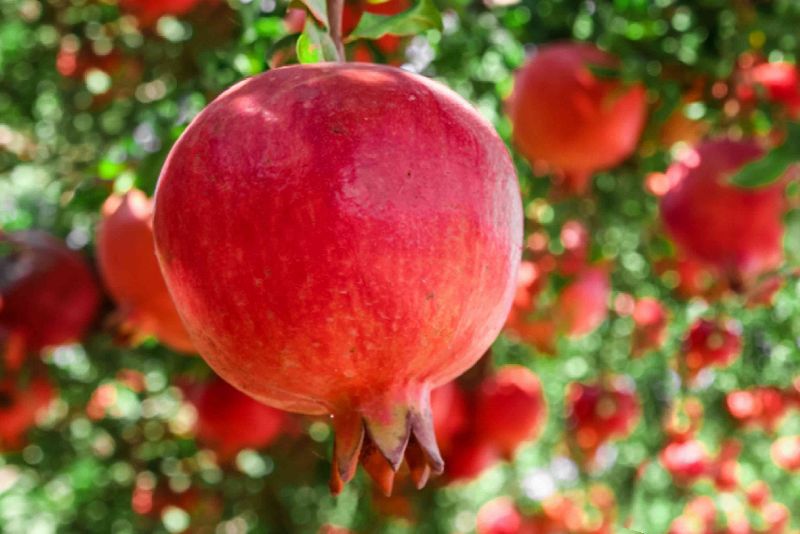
[
  {"xmin": 0, "ymin": 373, "xmax": 54, "ymax": 451},
  {"xmin": 507, "ymin": 42, "xmax": 647, "ymax": 193},
  {"xmin": 558, "ymin": 220, "xmax": 590, "ymax": 275},
  {"xmin": 476, "ymin": 497, "xmax": 526, "ymax": 534},
  {"xmin": 442, "ymin": 433, "xmax": 498, "ymax": 483},
  {"xmin": 725, "ymin": 387, "xmax": 789, "ymax": 432},
  {"xmin": 153, "ymin": 64, "xmax": 522, "ymax": 494},
  {"xmin": 0, "ymin": 230, "xmax": 100, "ymax": 364},
  {"xmin": 566, "ymin": 378, "xmax": 640, "ymax": 462},
  {"xmin": 56, "ymin": 45, "xmax": 143, "ymax": 107},
  {"xmin": 430, "ymin": 380, "xmax": 469, "ymax": 456},
  {"xmin": 475, "ymin": 365, "xmax": 546, "ymax": 459},
  {"xmin": 660, "ymin": 438, "xmax": 711, "ymax": 486},
  {"xmin": 631, "ymin": 297, "xmax": 668, "ymax": 355},
  {"xmin": 96, "ymin": 189, "xmax": 194, "ymax": 353},
  {"xmin": 119, "ymin": 0, "xmax": 206, "ymax": 27},
  {"xmin": 681, "ymin": 319, "xmax": 742, "ymax": 379},
  {"xmin": 745, "ymin": 480, "xmax": 770, "ymax": 508},
  {"xmin": 186, "ymin": 375, "xmax": 286, "ymax": 461},
  {"xmin": 555, "ymin": 266, "xmax": 610, "ymax": 338},
  {"xmin": 660, "ymin": 139, "xmax": 786, "ymax": 289},
  {"xmin": 738, "ymin": 61, "xmax": 800, "ymax": 118},
  {"xmin": 770, "ymin": 435, "xmax": 800, "ymax": 471}
]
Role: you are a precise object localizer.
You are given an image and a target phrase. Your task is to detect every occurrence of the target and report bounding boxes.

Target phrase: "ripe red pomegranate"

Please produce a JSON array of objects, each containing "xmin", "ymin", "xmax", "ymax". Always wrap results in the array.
[
  {"xmin": 441, "ymin": 433, "xmax": 498, "ymax": 483},
  {"xmin": 660, "ymin": 140, "xmax": 786, "ymax": 288},
  {"xmin": 185, "ymin": 375, "xmax": 286, "ymax": 461},
  {"xmin": 745, "ymin": 480, "xmax": 770, "ymax": 508},
  {"xmin": 476, "ymin": 497, "xmax": 526, "ymax": 534},
  {"xmin": 725, "ymin": 387, "xmax": 788, "ymax": 432},
  {"xmin": 660, "ymin": 438, "xmax": 711, "ymax": 486},
  {"xmin": 631, "ymin": 297, "xmax": 668, "ymax": 355},
  {"xmin": 738, "ymin": 61, "xmax": 800, "ymax": 118},
  {"xmin": 770, "ymin": 435, "xmax": 800, "ymax": 471},
  {"xmin": 119, "ymin": 0, "xmax": 205, "ymax": 27},
  {"xmin": 507, "ymin": 42, "xmax": 647, "ymax": 193},
  {"xmin": 96, "ymin": 189, "xmax": 194, "ymax": 353},
  {"xmin": 474, "ymin": 365, "xmax": 546, "ymax": 459},
  {"xmin": 430, "ymin": 380, "xmax": 469, "ymax": 457},
  {"xmin": 0, "ymin": 231, "xmax": 100, "ymax": 363},
  {"xmin": 555, "ymin": 266, "xmax": 610, "ymax": 338},
  {"xmin": 153, "ymin": 63, "xmax": 523, "ymax": 494},
  {"xmin": 566, "ymin": 378, "xmax": 640, "ymax": 461},
  {"xmin": 682, "ymin": 319, "xmax": 742, "ymax": 379},
  {"xmin": 0, "ymin": 374, "xmax": 54, "ymax": 451}
]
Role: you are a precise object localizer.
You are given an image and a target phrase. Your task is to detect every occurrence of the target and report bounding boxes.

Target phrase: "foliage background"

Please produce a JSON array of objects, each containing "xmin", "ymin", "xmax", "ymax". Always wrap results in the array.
[{"xmin": 1, "ymin": 0, "xmax": 800, "ymax": 532}]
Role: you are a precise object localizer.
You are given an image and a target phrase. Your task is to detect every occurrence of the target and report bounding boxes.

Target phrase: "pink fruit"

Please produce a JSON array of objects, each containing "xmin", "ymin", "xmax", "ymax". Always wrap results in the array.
[
  {"xmin": 555, "ymin": 266, "xmax": 610, "ymax": 338},
  {"xmin": 507, "ymin": 42, "xmax": 647, "ymax": 193},
  {"xmin": 0, "ymin": 231, "xmax": 99, "ymax": 362},
  {"xmin": 97, "ymin": 189, "xmax": 194, "ymax": 353},
  {"xmin": 475, "ymin": 365, "xmax": 546, "ymax": 459},
  {"xmin": 631, "ymin": 297, "xmax": 668, "ymax": 355},
  {"xmin": 660, "ymin": 139, "xmax": 786, "ymax": 288},
  {"xmin": 682, "ymin": 319, "xmax": 742, "ymax": 379},
  {"xmin": 153, "ymin": 63, "xmax": 522, "ymax": 494},
  {"xmin": 186, "ymin": 375, "xmax": 286, "ymax": 461},
  {"xmin": 0, "ymin": 373, "xmax": 54, "ymax": 451},
  {"xmin": 660, "ymin": 439, "xmax": 711, "ymax": 485},
  {"xmin": 476, "ymin": 497, "xmax": 525, "ymax": 534},
  {"xmin": 770, "ymin": 435, "xmax": 800, "ymax": 471}
]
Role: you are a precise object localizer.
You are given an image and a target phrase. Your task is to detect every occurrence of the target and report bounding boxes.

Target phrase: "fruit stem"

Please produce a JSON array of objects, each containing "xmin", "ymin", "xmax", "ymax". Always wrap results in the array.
[{"xmin": 326, "ymin": 0, "xmax": 345, "ymax": 62}]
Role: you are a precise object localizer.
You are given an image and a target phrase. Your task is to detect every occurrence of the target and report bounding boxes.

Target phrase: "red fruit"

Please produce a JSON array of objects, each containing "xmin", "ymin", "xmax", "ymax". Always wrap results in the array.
[
  {"xmin": 631, "ymin": 297, "xmax": 668, "ymax": 355},
  {"xmin": 442, "ymin": 433, "xmax": 498, "ymax": 483},
  {"xmin": 762, "ymin": 502, "xmax": 790, "ymax": 534},
  {"xmin": 0, "ymin": 374, "xmax": 54, "ymax": 451},
  {"xmin": 660, "ymin": 140, "xmax": 786, "ymax": 287},
  {"xmin": 476, "ymin": 497, "xmax": 525, "ymax": 534},
  {"xmin": 153, "ymin": 64, "xmax": 522, "ymax": 494},
  {"xmin": 660, "ymin": 439, "xmax": 711, "ymax": 485},
  {"xmin": 430, "ymin": 381, "xmax": 469, "ymax": 457},
  {"xmin": 558, "ymin": 220, "xmax": 590, "ymax": 276},
  {"xmin": 682, "ymin": 319, "xmax": 742, "ymax": 379},
  {"xmin": 0, "ymin": 231, "xmax": 99, "ymax": 361},
  {"xmin": 507, "ymin": 42, "xmax": 647, "ymax": 193},
  {"xmin": 739, "ymin": 61, "xmax": 800, "ymax": 118},
  {"xmin": 555, "ymin": 266, "xmax": 610, "ymax": 338},
  {"xmin": 475, "ymin": 365, "xmax": 546, "ymax": 459},
  {"xmin": 745, "ymin": 481, "xmax": 770, "ymax": 508},
  {"xmin": 770, "ymin": 435, "xmax": 800, "ymax": 471},
  {"xmin": 566, "ymin": 378, "xmax": 640, "ymax": 460},
  {"xmin": 97, "ymin": 190, "xmax": 194, "ymax": 353},
  {"xmin": 684, "ymin": 495, "xmax": 717, "ymax": 526},
  {"xmin": 725, "ymin": 387, "xmax": 788, "ymax": 432},
  {"xmin": 185, "ymin": 375, "xmax": 286, "ymax": 461}
]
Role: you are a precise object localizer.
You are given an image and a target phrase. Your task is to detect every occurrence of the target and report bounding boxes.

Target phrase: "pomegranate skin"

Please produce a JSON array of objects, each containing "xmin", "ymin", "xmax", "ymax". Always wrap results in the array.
[
  {"xmin": 186, "ymin": 375, "xmax": 285, "ymax": 461},
  {"xmin": 0, "ymin": 374, "xmax": 54, "ymax": 451},
  {"xmin": 507, "ymin": 42, "xmax": 647, "ymax": 193},
  {"xmin": 0, "ymin": 231, "xmax": 100, "ymax": 357},
  {"xmin": 97, "ymin": 190, "xmax": 194, "ymax": 353},
  {"xmin": 660, "ymin": 140, "xmax": 786, "ymax": 286},
  {"xmin": 154, "ymin": 63, "xmax": 522, "ymax": 493}
]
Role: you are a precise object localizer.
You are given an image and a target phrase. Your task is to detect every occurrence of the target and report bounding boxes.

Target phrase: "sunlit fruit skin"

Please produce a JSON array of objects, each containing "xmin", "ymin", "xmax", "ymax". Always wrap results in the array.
[
  {"xmin": 97, "ymin": 190, "xmax": 194, "ymax": 353},
  {"xmin": 660, "ymin": 140, "xmax": 786, "ymax": 287},
  {"xmin": 0, "ymin": 231, "xmax": 100, "ymax": 358},
  {"xmin": 770, "ymin": 435, "xmax": 800, "ymax": 471},
  {"xmin": 682, "ymin": 319, "xmax": 742, "ymax": 379},
  {"xmin": 0, "ymin": 374, "xmax": 54, "ymax": 451},
  {"xmin": 153, "ymin": 63, "xmax": 523, "ymax": 494},
  {"xmin": 475, "ymin": 365, "xmax": 546, "ymax": 459},
  {"xmin": 507, "ymin": 42, "xmax": 647, "ymax": 193},
  {"xmin": 186, "ymin": 375, "xmax": 285, "ymax": 461}
]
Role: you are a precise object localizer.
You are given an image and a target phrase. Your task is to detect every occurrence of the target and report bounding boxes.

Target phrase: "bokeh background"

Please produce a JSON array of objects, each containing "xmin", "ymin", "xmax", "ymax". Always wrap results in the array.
[{"xmin": 2, "ymin": 0, "xmax": 800, "ymax": 532}]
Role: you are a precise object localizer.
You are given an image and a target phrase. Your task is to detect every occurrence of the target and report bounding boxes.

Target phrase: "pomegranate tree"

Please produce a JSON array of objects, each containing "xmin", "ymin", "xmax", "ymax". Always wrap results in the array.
[
  {"xmin": 96, "ymin": 189, "xmax": 194, "ymax": 353},
  {"xmin": 153, "ymin": 63, "xmax": 522, "ymax": 493},
  {"xmin": 0, "ymin": 231, "xmax": 100, "ymax": 365},
  {"xmin": 507, "ymin": 42, "xmax": 647, "ymax": 193},
  {"xmin": 660, "ymin": 139, "xmax": 786, "ymax": 289}
]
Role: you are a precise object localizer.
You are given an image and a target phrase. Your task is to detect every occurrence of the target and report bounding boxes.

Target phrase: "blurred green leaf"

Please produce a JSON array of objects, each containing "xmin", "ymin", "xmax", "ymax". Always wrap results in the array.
[
  {"xmin": 346, "ymin": 0, "xmax": 442, "ymax": 42},
  {"xmin": 296, "ymin": 20, "xmax": 339, "ymax": 63}
]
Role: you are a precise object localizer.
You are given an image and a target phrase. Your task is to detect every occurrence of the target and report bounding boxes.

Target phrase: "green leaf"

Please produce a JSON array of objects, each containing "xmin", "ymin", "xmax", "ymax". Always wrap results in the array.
[
  {"xmin": 290, "ymin": 0, "xmax": 329, "ymax": 28},
  {"xmin": 346, "ymin": 0, "xmax": 442, "ymax": 42},
  {"xmin": 296, "ymin": 20, "xmax": 339, "ymax": 64},
  {"xmin": 267, "ymin": 33, "xmax": 301, "ymax": 68},
  {"xmin": 729, "ymin": 122, "xmax": 800, "ymax": 188}
]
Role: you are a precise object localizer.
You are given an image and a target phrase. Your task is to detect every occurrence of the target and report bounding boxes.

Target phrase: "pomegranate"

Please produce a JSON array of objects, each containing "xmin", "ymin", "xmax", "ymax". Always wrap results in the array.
[
  {"xmin": 660, "ymin": 439, "xmax": 711, "ymax": 486},
  {"xmin": 441, "ymin": 433, "xmax": 498, "ymax": 483},
  {"xmin": 660, "ymin": 139, "xmax": 786, "ymax": 288},
  {"xmin": 0, "ymin": 373, "xmax": 54, "ymax": 451},
  {"xmin": 745, "ymin": 480, "xmax": 770, "ymax": 508},
  {"xmin": 0, "ymin": 231, "xmax": 100, "ymax": 362},
  {"xmin": 185, "ymin": 375, "xmax": 286, "ymax": 461},
  {"xmin": 555, "ymin": 266, "xmax": 610, "ymax": 338},
  {"xmin": 153, "ymin": 63, "xmax": 523, "ymax": 494},
  {"xmin": 430, "ymin": 380, "xmax": 469, "ymax": 457},
  {"xmin": 507, "ymin": 42, "xmax": 647, "ymax": 193},
  {"xmin": 476, "ymin": 497, "xmax": 526, "ymax": 534},
  {"xmin": 96, "ymin": 189, "xmax": 194, "ymax": 352},
  {"xmin": 119, "ymin": 0, "xmax": 205, "ymax": 27},
  {"xmin": 738, "ymin": 61, "xmax": 800, "ymax": 118},
  {"xmin": 681, "ymin": 319, "xmax": 742, "ymax": 379},
  {"xmin": 474, "ymin": 365, "xmax": 546, "ymax": 459},
  {"xmin": 631, "ymin": 297, "xmax": 668, "ymax": 355},
  {"xmin": 557, "ymin": 220, "xmax": 590, "ymax": 276},
  {"xmin": 770, "ymin": 435, "xmax": 800, "ymax": 471},
  {"xmin": 725, "ymin": 387, "xmax": 788, "ymax": 432},
  {"xmin": 566, "ymin": 378, "xmax": 640, "ymax": 461}
]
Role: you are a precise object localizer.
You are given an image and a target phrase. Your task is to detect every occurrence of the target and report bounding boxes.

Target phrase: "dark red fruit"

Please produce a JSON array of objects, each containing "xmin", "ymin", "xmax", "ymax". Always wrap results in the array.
[
  {"xmin": 0, "ymin": 373, "xmax": 54, "ymax": 451},
  {"xmin": 153, "ymin": 63, "xmax": 522, "ymax": 494},
  {"xmin": 682, "ymin": 319, "xmax": 742, "ymax": 379}
]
